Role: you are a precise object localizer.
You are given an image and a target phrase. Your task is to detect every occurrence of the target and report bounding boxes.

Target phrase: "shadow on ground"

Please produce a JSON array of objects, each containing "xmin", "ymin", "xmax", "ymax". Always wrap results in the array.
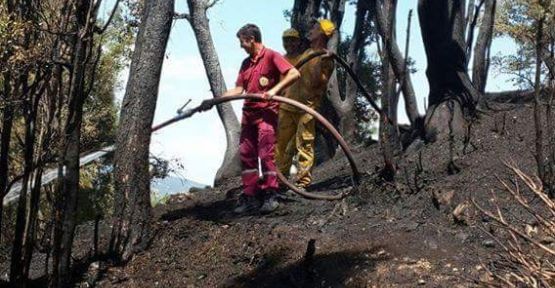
[{"xmin": 223, "ymin": 245, "xmax": 389, "ymax": 288}]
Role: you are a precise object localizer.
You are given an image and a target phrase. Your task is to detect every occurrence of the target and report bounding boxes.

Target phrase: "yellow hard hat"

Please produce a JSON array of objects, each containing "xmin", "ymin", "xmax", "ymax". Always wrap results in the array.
[
  {"xmin": 282, "ymin": 28, "xmax": 300, "ymax": 39},
  {"xmin": 318, "ymin": 19, "xmax": 336, "ymax": 37}
]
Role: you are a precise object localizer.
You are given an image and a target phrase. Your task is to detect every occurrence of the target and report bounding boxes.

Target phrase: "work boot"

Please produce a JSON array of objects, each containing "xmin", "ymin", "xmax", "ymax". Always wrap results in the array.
[
  {"xmin": 233, "ymin": 194, "xmax": 260, "ymax": 214},
  {"xmin": 259, "ymin": 191, "xmax": 280, "ymax": 213}
]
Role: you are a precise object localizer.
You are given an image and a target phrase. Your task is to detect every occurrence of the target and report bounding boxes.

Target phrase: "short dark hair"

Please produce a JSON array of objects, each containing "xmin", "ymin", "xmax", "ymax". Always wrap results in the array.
[{"xmin": 236, "ymin": 24, "xmax": 262, "ymax": 42}]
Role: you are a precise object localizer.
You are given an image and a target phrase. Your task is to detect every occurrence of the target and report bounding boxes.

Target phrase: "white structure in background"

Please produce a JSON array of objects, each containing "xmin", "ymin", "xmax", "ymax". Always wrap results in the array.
[{"xmin": 3, "ymin": 146, "xmax": 115, "ymax": 206}]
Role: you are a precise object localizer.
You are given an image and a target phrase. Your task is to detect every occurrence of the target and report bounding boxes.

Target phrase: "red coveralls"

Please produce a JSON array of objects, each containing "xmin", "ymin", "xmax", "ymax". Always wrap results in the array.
[{"xmin": 235, "ymin": 47, "xmax": 293, "ymax": 197}]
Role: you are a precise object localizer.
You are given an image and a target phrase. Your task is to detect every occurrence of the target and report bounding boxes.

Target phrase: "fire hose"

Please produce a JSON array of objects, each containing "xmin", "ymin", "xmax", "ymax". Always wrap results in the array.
[
  {"xmin": 295, "ymin": 50, "xmax": 392, "ymax": 124},
  {"xmin": 152, "ymin": 94, "xmax": 360, "ymax": 200},
  {"xmin": 151, "ymin": 50, "xmax": 389, "ymax": 200}
]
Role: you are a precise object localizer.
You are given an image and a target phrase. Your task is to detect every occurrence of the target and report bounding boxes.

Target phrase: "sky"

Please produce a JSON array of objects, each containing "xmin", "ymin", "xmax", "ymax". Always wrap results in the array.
[{"xmin": 101, "ymin": 1, "xmax": 518, "ymax": 186}]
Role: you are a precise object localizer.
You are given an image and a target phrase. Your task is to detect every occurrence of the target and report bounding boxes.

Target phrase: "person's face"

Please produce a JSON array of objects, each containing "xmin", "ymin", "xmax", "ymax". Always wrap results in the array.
[
  {"xmin": 282, "ymin": 37, "xmax": 301, "ymax": 55},
  {"xmin": 307, "ymin": 22, "xmax": 324, "ymax": 42},
  {"xmin": 239, "ymin": 35, "xmax": 256, "ymax": 55}
]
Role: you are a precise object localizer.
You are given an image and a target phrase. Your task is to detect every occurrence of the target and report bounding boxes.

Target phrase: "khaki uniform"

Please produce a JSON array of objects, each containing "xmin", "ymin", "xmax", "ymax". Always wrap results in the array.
[{"xmin": 276, "ymin": 48, "xmax": 334, "ymax": 187}]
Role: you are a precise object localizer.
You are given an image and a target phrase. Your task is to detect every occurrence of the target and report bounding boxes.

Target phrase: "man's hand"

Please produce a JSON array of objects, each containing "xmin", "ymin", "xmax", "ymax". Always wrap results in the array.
[
  {"xmin": 198, "ymin": 99, "xmax": 214, "ymax": 111},
  {"xmin": 263, "ymin": 89, "xmax": 277, "ymax": 101}
]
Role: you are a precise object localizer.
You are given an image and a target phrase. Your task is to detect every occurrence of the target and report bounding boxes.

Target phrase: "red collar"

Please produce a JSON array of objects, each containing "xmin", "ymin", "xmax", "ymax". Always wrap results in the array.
[{"xmin": 250, "ymin": 46, "xmax": 266, "ymax": 63}]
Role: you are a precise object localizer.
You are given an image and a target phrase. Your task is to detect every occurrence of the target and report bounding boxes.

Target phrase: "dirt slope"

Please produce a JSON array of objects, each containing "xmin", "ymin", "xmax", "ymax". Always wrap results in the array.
[{"xmin": 1, "ymin": 103, "xmax": 541, "ymax": 287}]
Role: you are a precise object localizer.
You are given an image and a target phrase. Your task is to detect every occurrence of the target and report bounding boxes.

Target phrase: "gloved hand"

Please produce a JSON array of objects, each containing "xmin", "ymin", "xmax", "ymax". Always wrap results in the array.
[{"xmin": 198, "ymin": 99, "xmax": 214, "ymax": 111}]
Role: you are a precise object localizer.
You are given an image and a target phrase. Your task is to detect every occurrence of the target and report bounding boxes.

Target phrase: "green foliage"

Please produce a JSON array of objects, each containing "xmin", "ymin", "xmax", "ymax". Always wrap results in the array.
[
  {"xmin": 150, "ymin": 190, "xmax": 170, "ymax": 207},
  {"xmin": 77, "ymin": 11, "xmax": 135, "ymax": 221},
  {"xmin": 494, "ymin": 0, "xmax": 555, "ymax": 88},
  {"xmin": 82, "ymin": 11, "xmax": 134, "ymax": 151},
  {"xmin": 122, "ymin": 0, "xmax": 145, "ymax": 28},
  {"xmin": 491, "ymin": 45, "xmax": 537, "ymax": 88}
]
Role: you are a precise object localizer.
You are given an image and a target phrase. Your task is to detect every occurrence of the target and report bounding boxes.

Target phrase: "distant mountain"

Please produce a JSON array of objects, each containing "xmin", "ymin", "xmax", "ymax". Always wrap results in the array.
[{"xmin": 151, "ymin": 176, "xmax": 208, "ymax": 196}]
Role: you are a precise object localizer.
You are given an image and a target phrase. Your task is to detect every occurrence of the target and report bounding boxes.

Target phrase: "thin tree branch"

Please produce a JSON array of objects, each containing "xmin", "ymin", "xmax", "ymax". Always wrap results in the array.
[
  {"xmin": 85, "ymin": 42, "xmax": 103, "ymax": 98},
  {"xmin": 174, "ymin": 12, "xmax": 190, "ymax": 21},
  {"xmin": 206, "ymin": 0, "xmax": 219, "ymax": 9},
  {"xmin": 465, "ymin": 0, "xmax": 486, "ymax": 65},
  {"xmin": 96, "ymin": 0, "xmax": 121, "ymax": 34}
]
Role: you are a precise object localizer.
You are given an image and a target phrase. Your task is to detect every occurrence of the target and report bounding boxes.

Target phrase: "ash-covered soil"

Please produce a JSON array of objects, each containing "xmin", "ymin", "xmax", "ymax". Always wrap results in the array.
[{"xmin": 2, "ymin": 103, "xmax": 547, "ymax": 288}]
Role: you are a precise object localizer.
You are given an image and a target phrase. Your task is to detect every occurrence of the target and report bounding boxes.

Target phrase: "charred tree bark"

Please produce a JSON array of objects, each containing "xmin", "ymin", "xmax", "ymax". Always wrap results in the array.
[
  {"xmin": 320, "ymin": 0, "xmax": 346, "ymax": 161},
  {"xmin": 22, "ymin": 71, "xmax": 54, "ymax": 282},
  {"xmin": 110, "ymin": 0, "xmax": 174, "ymax": 263},
  {"xmin": 0, "ymin": 0, "xmax": 17, "ymax": 241},
  {"xmin": 0, "ymin": 74, "xmax": 13, "ymax": 239},
  {"xmin": 375, "ymin": 0, "xmax": 398, "ymax": 181},
  {"xmin": 418, "ymin": 0, "xmax": 479, "ymax": 141},
  {"xmin": 11, "ymin": 73, "xmax": 52, "ymax": 286},
  {"xmin": 373, "ymin": 0, "xmax": 420, "ymax": 127},
  {"xmin": 533, "ymin": 15, "xmax": 546, "ymax": 194},
  {"xmin": 464, "ymin": 0, "xmax": 484, "ymax": 64},
  {"xmin": 342, "ymin": 0, "xmax": 370, "ymax": 141},
  {"xmin": 472, "ymin": 0, "xmax": 496, "ymax": 96},
  {"xmin": 50, "ymin": 0, "xmax": 95, "ymax": 285},
  {"xmin": 185, "ymin": 0, "xmax": 241, "ymax": 187},
  {"xmin": 10, "ymin": 80, "xmax": 34, "ymax": 287},
  {"xmin": 7, "ymin": 2, "xmax": 40, "ymax": 285},
  {"xmin": 292, "ymin": 0, "xmax": 323, "ymax": 49}
]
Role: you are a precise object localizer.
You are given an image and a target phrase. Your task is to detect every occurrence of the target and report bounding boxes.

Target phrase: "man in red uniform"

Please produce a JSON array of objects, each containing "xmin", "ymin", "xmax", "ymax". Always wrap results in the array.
[{"xmin": 219, "ymin": 24, "xmax": 300, "ymax": 213}]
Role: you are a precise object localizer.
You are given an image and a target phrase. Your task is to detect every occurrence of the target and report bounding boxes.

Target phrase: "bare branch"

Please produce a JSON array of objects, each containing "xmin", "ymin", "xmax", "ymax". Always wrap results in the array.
[
  {"xmin": 174, "ymin": 12, "xmax": 190, "ymax": 21},
  {"xmin": 96, "ymin": 0, "xmax": 121, "ymax": 34},
  {"xmin": 85, "ymin": 43, "xmax": 103, "ymax": 98},
  {"xmin": 206, "ymin": 0, "xmax": 219, "ymax": 9}
]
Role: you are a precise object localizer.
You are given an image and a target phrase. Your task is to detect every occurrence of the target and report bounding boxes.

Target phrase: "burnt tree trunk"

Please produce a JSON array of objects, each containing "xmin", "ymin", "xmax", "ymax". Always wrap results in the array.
[
  {"xmin": 375, "ymin": 0, "xmax": 398, "ymax": 181},
  {"xmin": 50, "ymin": 1, "xmax": 96, "ymax": 286},
  {"xmin": 21, "ymin": 79, "xmax": 50, "ymax": 281},
  {"xmin": 324, "ymin": 0, "xmax": 361, "ymax": 143},
  {"xmin": 292, "ymin": 0, "xmax": 323, "ymax": 49},
  {"xmin": 464, "ymin": 0, "xmax": 484, "ymax": 64},
  {"xmin": 10, "ymin": 79, "xmax": 34, "ymax": 287},
  {"xmin": 319, "ymin": 0, "xmax": 346, "ymax": 161},
  {"xmin": 533, "ymin": 15, "xmax": 547, "ymax": 194},
  {"xmin": 343, "ymin": 0, "xmax": 370, "ymax": 141},
  {"xmin": 321, "ymin": 0, "xmax": 347, "ymax": 160},
  {"xmin": 0, "ymin": 0, "xmax": 17, "ymax": 241},
  {"xmin": 472, "ymin": 0, "xmax": 496, "ymax": 96},
  {"xmin": 373, "ymin": 0, "xmax": 420, "ymax": 127},
  {"xmin": 185, "ymin": 0, "xmax": 241, "ymax": 187},
  {"xmin": 418, "ymin": 0, "xmax": 479, "ymax": 141},
  {"xmin": 11, "ymin": 74, "xmax": 51, "ymax": 286},
  {"xmin": 8, "ymin": 2, "xmax": 43, "ymax": 285},
  {"xmin": 110, "ymin": 0, "xmax": 174, "ymax": 262},
  {"xmin": 0, "ymin": 73, "xmax": 13, "ymax": 239}
]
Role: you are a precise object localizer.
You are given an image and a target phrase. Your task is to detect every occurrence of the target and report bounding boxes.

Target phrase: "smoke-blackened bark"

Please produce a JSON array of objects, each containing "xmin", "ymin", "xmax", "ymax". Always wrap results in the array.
[
  {"xmin": 373, "ymin": 0, "xmax": 420, "ymax": 126},
  {"xmin": 418, "ymin": 0, "xmax": 479, "ymax": 140},
  {"xmin": 342, "ymin": 0, "xmax": 370, "ymax": 141},
  {"xmin": 110, "ymin": 0, "xmax": 174, "ymax": 262},
  {"xmin": 292, "ymin": 0, "xmax": 323, "ymax": 49},
  {"xmin": 472, "ymin": 0, "xmax": 496, "ymax": 96},
  {"xmin": 50, "ymin": 0, "xmax": 96, "ymax": 286}
]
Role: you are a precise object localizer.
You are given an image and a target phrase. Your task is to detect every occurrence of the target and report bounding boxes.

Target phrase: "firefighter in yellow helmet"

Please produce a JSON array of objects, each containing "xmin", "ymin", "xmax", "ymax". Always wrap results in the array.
[{"xmin": 276, "ymin": 19, "xmax": 336, "ymax": 189}]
